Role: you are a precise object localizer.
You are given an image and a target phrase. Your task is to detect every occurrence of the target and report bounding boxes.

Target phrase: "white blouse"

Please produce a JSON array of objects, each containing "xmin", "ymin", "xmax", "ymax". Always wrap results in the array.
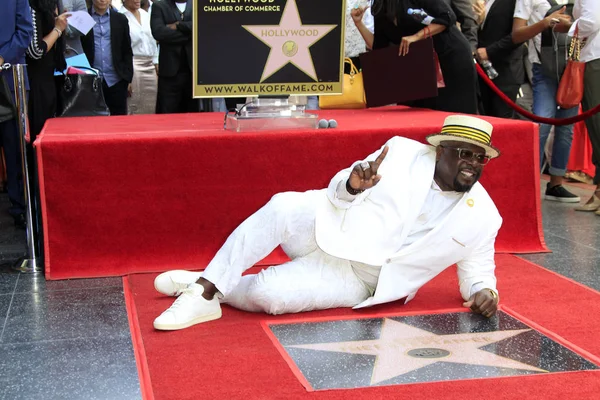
[
  {"xmin": 120, "ymin": 7, "xmax": 159, "ymax": 63},
  {"xmin": 569, "ymin": 0, "xmax": 600, "ymax": 63},
  {"xmin": 345, "ymin": 0, "xmax": 374, "ymax": 58}
]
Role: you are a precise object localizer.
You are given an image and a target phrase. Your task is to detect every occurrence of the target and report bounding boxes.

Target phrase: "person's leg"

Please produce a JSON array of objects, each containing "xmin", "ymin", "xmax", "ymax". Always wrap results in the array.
[
  {"xmin": 181, "ymin": 70, "xmax": 200, "ymax": 112},
  {"xmin": 477, "ymin": 78, "xmax": 492, "ymax": 117},
  {"xmin": 306, "ymin": 96, "xmax": 319, "ymax": 110},
  {"xmin": 156, "ymin": 75, "xmax": 183, "ymax": 114},
  {"xmin": 549, "ymin": 105, "xmax": 578, "ymax": 178},
  {"xmin": 199, "ymin": 190, "xmax": 322, "ymax": 297},
  {"xmin": 153, "ymin": 190, "xmax": 326, "ymax": 329},
  {"xmin": 531, "ymin": 64, "xmax": 579, "ymax": 201},
  {"xmin": 0, "ymin": 118, "xmax": 25, "ymax": 226},
  {"xmin": 531, "ymin": 63, "xmax": 556, "ymax": 170},
  {"xmin": 582, "ymin": 59, "xmax": 600, "ymax": 205},
  {"xmin": 223, "ymin": 251, "xmax": 369, "ymax": 314},
  {"xmin": 103, "ymin": 80, "xmax": 128, "ymax": 116},
  {"xmin": 212, "ymin": 98, "xmax": 227, "ymax": 112},
  {"xmin": 490, "ymin": 84, "xmax": 519, "ymax": 119}
]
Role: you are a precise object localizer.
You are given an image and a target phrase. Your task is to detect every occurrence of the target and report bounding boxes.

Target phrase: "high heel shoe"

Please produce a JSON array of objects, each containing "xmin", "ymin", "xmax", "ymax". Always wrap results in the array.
[{"xmin": 575, "ymin": 194, "xmax": 600, "ymax": 211}]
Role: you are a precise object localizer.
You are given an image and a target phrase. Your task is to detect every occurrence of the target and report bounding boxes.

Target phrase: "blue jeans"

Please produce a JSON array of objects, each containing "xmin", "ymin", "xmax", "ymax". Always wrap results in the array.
[
  {"xmin": 306, "ymin": 96, "xmax": 319, "ymax": 110},
  {"xmin": 531, "ymin": 63, "xmax": 579, "ymax": 176}
]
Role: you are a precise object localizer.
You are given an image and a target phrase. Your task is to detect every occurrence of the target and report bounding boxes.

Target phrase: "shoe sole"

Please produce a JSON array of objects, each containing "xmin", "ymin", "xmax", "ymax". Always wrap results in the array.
[
  {"xmin": 153, "ymin": 310, "xmax": 223, "ymax": 331},
  {"xmin": 575, "ymin": 207, "xmax": 600, "ymax": 212},
  {"xmin": 544, "ymin": 195, "xmax": 581, "ymax": 203}
]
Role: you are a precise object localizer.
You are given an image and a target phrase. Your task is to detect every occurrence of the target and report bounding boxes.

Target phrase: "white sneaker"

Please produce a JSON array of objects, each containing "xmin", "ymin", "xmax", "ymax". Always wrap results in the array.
[
  {"xmin": 154, "ymin": 270, "xmax": 202, "ymax": 296},
  {"xmin": 153, "ymin": 283, "xmax": 222, "ymax": 330}
]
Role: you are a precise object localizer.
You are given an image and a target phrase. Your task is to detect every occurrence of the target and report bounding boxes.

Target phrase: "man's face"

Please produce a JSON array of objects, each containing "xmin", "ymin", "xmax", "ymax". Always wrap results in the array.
[
  {"xmin": 93, "ymin": 0, "xmax": 111, "ymax": 13},
  {"xmin": 434, "ymin": 141, "xmax": 488, "ymax": 192}
]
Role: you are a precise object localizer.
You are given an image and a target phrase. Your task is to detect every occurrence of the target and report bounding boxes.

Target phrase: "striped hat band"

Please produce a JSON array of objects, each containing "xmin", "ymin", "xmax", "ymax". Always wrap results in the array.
[{"xmin": 440, "ymin": 125, "xmax": 491, "ymax": 145}]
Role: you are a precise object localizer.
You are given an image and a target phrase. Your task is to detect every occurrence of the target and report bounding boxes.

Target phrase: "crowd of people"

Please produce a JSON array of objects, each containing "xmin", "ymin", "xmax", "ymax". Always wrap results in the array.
[{"xmin": 1, "ymin": 0, "xmax": 599, "ymax": 231}]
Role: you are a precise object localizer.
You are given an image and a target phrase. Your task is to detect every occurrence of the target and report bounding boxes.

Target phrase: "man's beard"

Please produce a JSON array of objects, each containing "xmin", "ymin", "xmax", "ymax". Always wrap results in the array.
[{"xmin": 453, "ymin": 171, "xmax": 481, "ymax": 192}]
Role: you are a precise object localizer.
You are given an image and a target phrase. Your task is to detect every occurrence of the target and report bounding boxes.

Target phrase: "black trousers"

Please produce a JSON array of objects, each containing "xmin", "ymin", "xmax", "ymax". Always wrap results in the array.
[
  {"xmin": 102, "ymin": 79, "xmax": 128, "ymax": 116},
  {"xmin": 479, "ymin": 77, "xmax": 520, "ymax": 119},
  {"xmin": 156, "ymin": 70, "xmax": 199, "ymax": 114},
  {"xmin": 582, "ymin": 58, "xmax": 600, "ymax": 184},
  {"xmin": 0, "ymin": 117, "xmax": 24, "ymax": 216}
]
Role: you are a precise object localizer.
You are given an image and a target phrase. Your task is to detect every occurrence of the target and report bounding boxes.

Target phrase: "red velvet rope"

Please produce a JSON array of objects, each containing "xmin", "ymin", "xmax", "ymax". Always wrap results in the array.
[{"xmin": 475, "ymin": 63, "xmax": 600, "ymax": 126}]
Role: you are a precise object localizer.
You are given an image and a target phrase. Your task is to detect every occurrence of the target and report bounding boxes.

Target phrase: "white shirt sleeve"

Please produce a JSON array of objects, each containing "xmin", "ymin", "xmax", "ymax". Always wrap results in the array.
[
  {"xmin": 335, "ymin": 180, "xmax": 359, "ymax": 202},
  {"xmin": 569, "ymin": 0, "xmax": 600, "ymax": 38},
  {"xmin": 456, "ymin": 220, "xmax": 502, "ymax": 301},
  {"xmin": 513, "ymin": 0, "xmax": 533, "ymax": 20}
]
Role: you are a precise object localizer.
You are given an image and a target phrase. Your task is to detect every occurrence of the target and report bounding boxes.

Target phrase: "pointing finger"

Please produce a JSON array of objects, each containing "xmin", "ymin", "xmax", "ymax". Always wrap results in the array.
[{"xmin": 372, "ymin": 146, "xmax": 389, "ymax": 172}]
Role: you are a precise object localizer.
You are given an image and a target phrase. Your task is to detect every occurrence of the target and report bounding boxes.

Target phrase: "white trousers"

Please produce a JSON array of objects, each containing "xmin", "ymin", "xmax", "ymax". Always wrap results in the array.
[{"xmin": 201, "ymin": 191, "xmax": 370, "ymax": 315}]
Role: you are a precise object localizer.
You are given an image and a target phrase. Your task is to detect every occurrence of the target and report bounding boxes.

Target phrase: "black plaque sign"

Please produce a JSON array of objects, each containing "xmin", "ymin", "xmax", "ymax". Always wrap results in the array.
[{"xmin": 193, "ymin": 0, "xmax": 346, "ymax": 97}]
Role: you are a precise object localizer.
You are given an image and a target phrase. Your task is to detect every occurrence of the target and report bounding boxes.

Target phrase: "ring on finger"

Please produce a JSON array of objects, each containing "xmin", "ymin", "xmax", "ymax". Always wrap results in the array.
[{"xmin": 360, "ymin": 161, "xmax": 370, "ymax": 171}]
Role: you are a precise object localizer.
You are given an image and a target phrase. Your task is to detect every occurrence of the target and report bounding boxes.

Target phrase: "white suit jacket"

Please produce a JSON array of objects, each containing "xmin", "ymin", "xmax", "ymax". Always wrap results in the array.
[{"xmin": 314, "ymin": 137, "xmax": 502, "ymax": 309}]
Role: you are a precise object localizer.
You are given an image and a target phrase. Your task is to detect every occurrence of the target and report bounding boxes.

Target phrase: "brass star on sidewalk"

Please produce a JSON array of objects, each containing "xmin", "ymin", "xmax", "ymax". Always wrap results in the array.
[
  {"xmin": 242, "ymin": 0, "xmax": 337, "ymax": 82},
  {"xmin": 289, "ymin": 318, "xmax": 547, "ymax": 385}
]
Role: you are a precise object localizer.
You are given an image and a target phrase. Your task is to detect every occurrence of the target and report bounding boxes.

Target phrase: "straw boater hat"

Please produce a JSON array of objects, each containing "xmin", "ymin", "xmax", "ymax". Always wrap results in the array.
[{"xmin": 426, "ymin": 115, "xmax": 501, "ymax": 159}]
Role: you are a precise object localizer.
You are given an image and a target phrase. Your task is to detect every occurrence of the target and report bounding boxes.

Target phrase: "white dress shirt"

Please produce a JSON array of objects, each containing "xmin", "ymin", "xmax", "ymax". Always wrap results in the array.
[
  {"xmin": 120, "ymin": 7, "xmax": 159, "ymax": 63},
  {"xmin": 513, "ymin": 0, "xmax": 570, "ymax": 64},
  {"xmin": 569, "ymin": 0, "xmax": 600, "ymax": 63},
  {"xmin": 337, "ymin": 180, "xmax": 464, "ymax": 292}
]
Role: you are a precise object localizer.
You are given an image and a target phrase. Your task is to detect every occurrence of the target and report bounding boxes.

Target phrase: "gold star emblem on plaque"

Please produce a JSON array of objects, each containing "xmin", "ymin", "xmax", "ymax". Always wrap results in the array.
[
  {"xmin": 289, "ymin": 318, "xmax": 546, "ymax": 385},
  {"xmin": 242, "ymin": 0, "xmax": 337, "ymax": 82}
]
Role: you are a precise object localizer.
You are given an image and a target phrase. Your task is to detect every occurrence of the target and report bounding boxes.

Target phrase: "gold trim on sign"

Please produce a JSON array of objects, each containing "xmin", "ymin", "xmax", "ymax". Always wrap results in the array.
[{"xmin": 193, "ymin": 0, "xmax": 346, "ymax": 98}]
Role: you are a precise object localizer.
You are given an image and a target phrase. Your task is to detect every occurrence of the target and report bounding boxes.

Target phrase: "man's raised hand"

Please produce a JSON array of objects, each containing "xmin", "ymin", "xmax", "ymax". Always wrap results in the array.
[{"xmin": 348, "ymin": 145, "xmax": 389, "ymax": 192}]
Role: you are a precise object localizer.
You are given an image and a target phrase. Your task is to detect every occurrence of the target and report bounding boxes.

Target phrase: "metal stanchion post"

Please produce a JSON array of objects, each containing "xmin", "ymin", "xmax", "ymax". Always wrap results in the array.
[{"xmin": 3, "ymin": 63, "xmax": 41, "ymax": 273}]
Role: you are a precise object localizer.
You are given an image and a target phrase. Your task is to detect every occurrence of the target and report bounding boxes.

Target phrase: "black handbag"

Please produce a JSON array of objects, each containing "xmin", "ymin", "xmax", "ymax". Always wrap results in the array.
[{"xmin": 56, "ymin": 67, "xmax": 110, "ymax": 117}]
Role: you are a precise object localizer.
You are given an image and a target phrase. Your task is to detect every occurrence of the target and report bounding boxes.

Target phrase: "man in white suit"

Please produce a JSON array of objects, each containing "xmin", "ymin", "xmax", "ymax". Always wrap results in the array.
[{"xmin": 153, "ymin": 115, "xmax": 503, "ymax": 331}]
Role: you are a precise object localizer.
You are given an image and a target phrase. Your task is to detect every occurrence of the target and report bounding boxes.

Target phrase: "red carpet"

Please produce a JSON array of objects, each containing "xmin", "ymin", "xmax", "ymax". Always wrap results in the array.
[
  {"xmin": 124, "ymin": 255, "xmax": 600, "ymax": 400},
  {"xmin": 36, "ymin": 107, "xmax": 546, "ymax": 280}
]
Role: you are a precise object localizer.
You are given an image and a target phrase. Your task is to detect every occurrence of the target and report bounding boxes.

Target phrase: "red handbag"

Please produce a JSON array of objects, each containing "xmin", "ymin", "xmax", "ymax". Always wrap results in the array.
[
  {"xmin": 424, "ymin": 28, "xmax": 445, "ymax": 88},
  {"xmin": 556, "ymin": 26, "xmax": 585, "ymax": 109},
  {"xmin": 433, "ymin": 50, "xmax": 445, "ymax": 88}
]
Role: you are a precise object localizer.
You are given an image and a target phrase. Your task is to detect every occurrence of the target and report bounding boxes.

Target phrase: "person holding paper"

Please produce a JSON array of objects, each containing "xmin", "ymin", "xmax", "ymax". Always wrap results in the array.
[
  {"xmin": 26, "ymin": 0, "xmax": 69, "ymax": 138},
  {"xmin": 352, "ymin": 0, "xmax": 479, "ymax": 114},
  {"xmin": 120, "ymin": 0, "xmax": 158, "ymax": 114},
  {"xmin": 81, "ymin": 0, "xmax": 133, "ymax": 115},
  {"xmin": 62, "ymin": 0, "xmax": 87, "ymax": 57}
]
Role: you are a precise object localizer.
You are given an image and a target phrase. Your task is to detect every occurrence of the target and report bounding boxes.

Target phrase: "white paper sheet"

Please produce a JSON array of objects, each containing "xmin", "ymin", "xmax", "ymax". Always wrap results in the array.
[{"xmin": 67, "ymin": 11, "xmax": 96, "ymax": 36}]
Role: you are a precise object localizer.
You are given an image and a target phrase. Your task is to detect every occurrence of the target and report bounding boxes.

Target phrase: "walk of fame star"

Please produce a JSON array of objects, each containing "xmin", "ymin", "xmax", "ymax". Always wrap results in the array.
[
  {"xmin": 242, "ymin": 0, "xmax": 337, "ymax": 82},
  {"xmin": 288, "ymin": 318, "xmax": 547, "ymax": 385}
]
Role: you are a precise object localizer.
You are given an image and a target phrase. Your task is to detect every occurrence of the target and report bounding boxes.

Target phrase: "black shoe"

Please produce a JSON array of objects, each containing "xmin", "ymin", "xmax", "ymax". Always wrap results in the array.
[
  {"xmin": 544, "ymin": 183, "xmax": 581, "ymax": 203},
  {"xmin": 13, "ymin": 213, "xmax": 26, "ymax": 229}
]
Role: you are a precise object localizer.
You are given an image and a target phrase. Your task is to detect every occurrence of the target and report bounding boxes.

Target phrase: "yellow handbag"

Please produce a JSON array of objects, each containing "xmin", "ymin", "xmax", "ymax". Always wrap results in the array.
[{"xmin": 319, "ymin": 57, "xmax": 366, "ymax": 109}]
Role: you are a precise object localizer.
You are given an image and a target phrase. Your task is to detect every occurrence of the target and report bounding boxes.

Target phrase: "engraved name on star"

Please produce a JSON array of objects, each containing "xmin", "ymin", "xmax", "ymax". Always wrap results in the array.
[
  {"xmin": 242, "ymin": 0, "xmax": 337, "ymax": 82},
  {"xmin": 289, "ymin": 318, "xmax": 547, "ymax": 385}
]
